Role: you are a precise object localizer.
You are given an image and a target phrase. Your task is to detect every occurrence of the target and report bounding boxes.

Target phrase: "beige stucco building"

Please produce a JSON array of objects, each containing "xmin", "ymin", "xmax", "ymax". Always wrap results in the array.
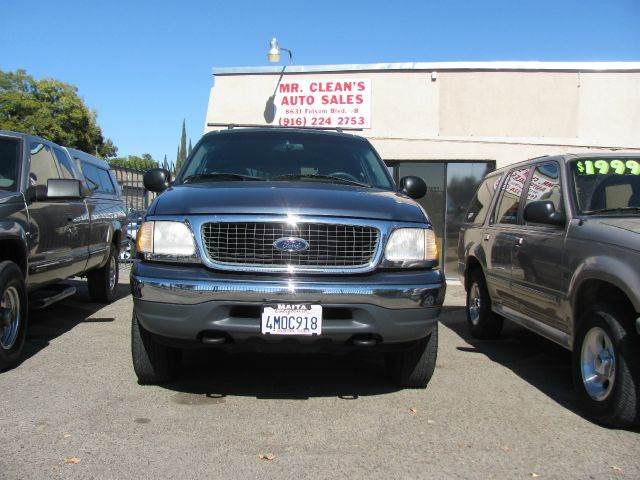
[{"xmin": 204, "ymin": 62, "xmax": 640, "ymax": 275}]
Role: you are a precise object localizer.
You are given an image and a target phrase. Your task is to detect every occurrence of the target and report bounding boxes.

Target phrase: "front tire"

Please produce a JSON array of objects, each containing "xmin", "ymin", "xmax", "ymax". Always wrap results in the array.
[
  {"xmin": 466, "ymin": 268, "xmax": 503, "ymax": 339},
  {"xmin": 0, "ymin": 261, "xmax": 28, "ymax": 371},
  {"xmin": 131, "ymin": 311, "xmax": 181, "ymax": 384},
  {"xmin": 572, "ymin": 303, "xmax": 640, "ymax": 427},
  {"xmin": 87, "ymin": 244, "xmax": 118, "ymax": 303},
  {"xmin": 386, "ymin": 326, "xmax": 438, "ymax": 388}
]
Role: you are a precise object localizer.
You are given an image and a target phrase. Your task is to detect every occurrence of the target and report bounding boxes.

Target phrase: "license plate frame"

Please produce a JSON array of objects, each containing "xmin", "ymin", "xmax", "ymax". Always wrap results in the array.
[{"xmin": 261, "ymin": 304, "xmax": 322, "ymax": 336}]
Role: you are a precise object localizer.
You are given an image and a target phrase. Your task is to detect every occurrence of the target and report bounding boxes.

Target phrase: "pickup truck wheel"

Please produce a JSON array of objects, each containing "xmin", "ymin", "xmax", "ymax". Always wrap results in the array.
[
  {"xmin": 466, "ymin": 269, "xmax": 503, "ymax": 339},
  {"xmin": 131, "ymin": 311, "xmax": 181, "ymax": 384},
  {"xmin": 87, "ymin": 244, "xmax": 118, "ymax": 303},
  {"xmin": 0, "ymin": 261, "xmax": 28, "ymax": 371},
  {"xmin": 572, "ymin": 303, "xmax": 640, "ymax": 427},
  {"xmin": 386, "ymin": 325, "xmax": 438, "ymax": 388}
]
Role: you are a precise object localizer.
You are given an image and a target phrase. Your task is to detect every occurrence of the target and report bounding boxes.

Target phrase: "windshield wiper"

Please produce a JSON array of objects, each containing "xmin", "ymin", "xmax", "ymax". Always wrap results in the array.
[
  {"xmin": 182, "ymin": 172, "xmax": 264, "ymax": 183},
  {"xmin": 272, "ymin": 173, "xmax": 370, "ymax": 188},
  {"xmin": 584, "ymin": 206, "xmax": 640, "ymax": 215}
]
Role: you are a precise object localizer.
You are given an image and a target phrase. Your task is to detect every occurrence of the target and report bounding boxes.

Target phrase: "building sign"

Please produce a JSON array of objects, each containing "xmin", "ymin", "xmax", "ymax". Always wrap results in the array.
[{"xmin": 273, "ymin": 78, "xmax": 371, "ymax": 129}]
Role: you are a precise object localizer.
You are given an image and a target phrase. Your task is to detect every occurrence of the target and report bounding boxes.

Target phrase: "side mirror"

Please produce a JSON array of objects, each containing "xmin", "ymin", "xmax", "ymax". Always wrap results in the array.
[
  {"xmin": 399, "ymin": 176, "xmax": 427, "ymax": 200},
  {"xmin": 143, "ymin": 168, "xmax": 171, "ymax": 193},
  {"xmin": 524, "ymin": 200, "xmax": 565, "ymax": 226},
  {"xmin": 46, "ymin": 179, "xmax": 83, "ymax": 199}
]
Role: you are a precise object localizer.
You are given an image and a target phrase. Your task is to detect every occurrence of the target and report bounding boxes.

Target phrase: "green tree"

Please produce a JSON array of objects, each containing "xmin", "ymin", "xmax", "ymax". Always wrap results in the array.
[
  {"xmin": 176, "ymin": 119, "xmax": 187, "ymax": 171},
  {"xmin": 188, "ymin": 138, "xmax": 193, "ymax": 156},
  {"xmin": 0, "ymin": 69, "xmax": 117, "ymax": 157},
  {"xmin": 108, "ymin": 154, "xmax": 158, "ymax": 171},
  {"xmin": 162, "ymin": 154, "xmax": 169, "ymax": 171}
]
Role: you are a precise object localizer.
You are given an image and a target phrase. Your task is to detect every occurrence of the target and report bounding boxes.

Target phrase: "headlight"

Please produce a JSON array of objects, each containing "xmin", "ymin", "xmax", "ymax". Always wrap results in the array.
[
  {"xmin": 383, "ymin": 228, "xmax": 438, "ymax": 267},
  {"xmin": 136, "ymin": 221, "xmax": 199, "ymax": 262}
]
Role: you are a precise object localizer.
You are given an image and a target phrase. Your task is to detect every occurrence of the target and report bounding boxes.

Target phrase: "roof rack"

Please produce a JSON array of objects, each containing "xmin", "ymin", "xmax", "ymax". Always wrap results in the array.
[{"xmin": 206, "ymin": 123, "xmax": 362, "ymax": 133}]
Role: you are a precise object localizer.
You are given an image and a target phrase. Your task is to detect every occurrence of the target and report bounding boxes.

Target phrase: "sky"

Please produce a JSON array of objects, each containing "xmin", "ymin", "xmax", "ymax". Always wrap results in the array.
[{"xmin": 2, "ymin": 0, "xmax": 639, "ymax": 166}]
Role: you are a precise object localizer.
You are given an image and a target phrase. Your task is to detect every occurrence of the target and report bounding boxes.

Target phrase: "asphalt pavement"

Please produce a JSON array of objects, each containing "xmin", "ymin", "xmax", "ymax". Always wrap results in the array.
[{"xmin": 0, "ymin": 266, "xmax": 638, "ymax": 479}]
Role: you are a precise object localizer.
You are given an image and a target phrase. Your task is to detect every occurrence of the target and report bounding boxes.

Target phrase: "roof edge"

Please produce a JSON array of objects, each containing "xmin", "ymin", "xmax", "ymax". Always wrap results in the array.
[{"xmin": 212, "ymin": 61, "xmax": 640, "ymax": 76}]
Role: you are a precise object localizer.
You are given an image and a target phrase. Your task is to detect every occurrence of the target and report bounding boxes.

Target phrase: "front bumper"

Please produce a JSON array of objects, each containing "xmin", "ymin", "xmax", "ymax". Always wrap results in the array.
[{"xmin": 131, "ymin": 262, "xmax": 446, "ymax": 351}]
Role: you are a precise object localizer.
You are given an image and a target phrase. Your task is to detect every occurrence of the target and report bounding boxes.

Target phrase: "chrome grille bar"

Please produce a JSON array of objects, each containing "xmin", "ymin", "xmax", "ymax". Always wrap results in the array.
[{"xmin": 201, "ymin": 222, "xmax": 379, "ymax": 268}]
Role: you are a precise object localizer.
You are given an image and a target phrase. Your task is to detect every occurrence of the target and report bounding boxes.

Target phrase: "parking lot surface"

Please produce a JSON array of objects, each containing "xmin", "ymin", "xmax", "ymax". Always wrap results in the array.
[{"xmin": 1, "ymin": 268, "xmax": 638, "ymax": 479}]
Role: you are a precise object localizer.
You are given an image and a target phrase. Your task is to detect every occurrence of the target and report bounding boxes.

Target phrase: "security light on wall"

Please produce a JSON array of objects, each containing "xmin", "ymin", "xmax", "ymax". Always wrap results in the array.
[{"xmin": 267, "ymin": 38, "xmax": 293, "ymax": 64}]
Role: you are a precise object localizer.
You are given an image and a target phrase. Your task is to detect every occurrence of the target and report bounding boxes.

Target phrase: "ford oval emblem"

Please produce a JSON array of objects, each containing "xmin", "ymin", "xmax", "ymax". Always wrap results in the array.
[{"xmin": 273, "ymin": 237, "xmax": 310, "ymax": 253}]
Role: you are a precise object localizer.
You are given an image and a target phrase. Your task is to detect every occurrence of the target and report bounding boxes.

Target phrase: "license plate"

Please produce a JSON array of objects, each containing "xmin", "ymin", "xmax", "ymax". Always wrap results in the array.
[{"xmin": 261, "ymin": 304, "xmax": 322, "ymax": 335}]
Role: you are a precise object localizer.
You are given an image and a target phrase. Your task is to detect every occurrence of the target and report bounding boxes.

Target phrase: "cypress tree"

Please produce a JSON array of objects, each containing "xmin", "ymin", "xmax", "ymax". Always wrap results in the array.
[
  {"xmin": 188, "ymin": 138, "xmax": 193, "ymax": 156},
  {"xmin": 179, "ymin": 119, "xmax": 187, "ymax": 166}
]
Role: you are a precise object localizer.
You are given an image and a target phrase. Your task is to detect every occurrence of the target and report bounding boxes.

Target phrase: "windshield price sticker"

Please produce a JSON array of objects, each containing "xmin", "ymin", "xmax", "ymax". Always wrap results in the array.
[
  {"xmin": 261, "ymin": 304, "xmax": 322, "ymax": 335},
  {"xmin": 273, "ymin": 79, "xmax": 371, "ymax": 129},
  {"xmin": 575, "ymin": 159, "xmax": 640, "ymax": 176}
]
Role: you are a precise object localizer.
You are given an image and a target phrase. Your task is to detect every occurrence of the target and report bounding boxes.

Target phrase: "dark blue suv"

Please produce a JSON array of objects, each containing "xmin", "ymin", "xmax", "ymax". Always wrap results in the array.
[{"xmin": 130, "ymin": 128, "xmax": 446, "ymax": 388}]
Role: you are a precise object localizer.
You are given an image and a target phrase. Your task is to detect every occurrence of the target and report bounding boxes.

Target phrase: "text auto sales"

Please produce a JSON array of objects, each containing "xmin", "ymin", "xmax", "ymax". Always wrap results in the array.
[
  {"xmin": 275, "ymin": 79, "xmax": 371, "ymax": 128},
  {"xmin": 278, "ymin": 81, "xmax": 367, "ymax": 106}
]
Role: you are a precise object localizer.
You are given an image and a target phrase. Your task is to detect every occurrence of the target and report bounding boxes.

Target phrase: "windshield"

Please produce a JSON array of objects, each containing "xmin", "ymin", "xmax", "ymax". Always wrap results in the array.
[
  {"xmin": 570, "ymin": 158, "xmax": 640, "ymax": 215},
  {"xmin": 178, "ymin": 131, "xmax": 394, "ymax": 189},
  {"xmin": 0, "ymin": 137, "xmax": 20, "ymax": 191}
]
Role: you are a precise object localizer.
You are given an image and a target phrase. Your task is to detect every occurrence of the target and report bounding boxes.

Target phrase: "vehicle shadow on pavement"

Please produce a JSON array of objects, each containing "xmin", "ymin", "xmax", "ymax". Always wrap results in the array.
[
  {"xmin": 19, "ymin": 280, "xmax": 130, "ymax": 365},
  {"xmin": 439, "ymin": 306, "xmax": 583, "ymax": 417},
  {"xmin": 165, "ymin": 349, "xmax": 400, "ymax": 400}
]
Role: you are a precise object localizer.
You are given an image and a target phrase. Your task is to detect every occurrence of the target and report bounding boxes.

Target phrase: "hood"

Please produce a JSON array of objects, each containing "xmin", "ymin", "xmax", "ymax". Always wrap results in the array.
[
  {"xmin": 597, "ymin": 217, "xmax": 640, "ymax": 235},
  {"xmin": 579, "ymin": 217, "xmax": 640, "ymax": 252},
  {"xmin": 0, "ymin": 191, "xmax": 24, "ymax": 204},
  {"xmin": 151, "ymin": 182, "xmax": 427, "ymax": 223}
]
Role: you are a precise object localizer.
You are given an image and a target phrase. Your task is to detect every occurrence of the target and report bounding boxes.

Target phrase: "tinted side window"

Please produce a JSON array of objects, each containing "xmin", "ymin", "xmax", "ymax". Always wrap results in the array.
[
  {"xmin": 29, "ymin": 142, "xmax": 60, "ymax": 186},
  {"xmin": 80, "ymin": 162, "xmax": 101, "ymax": 192},
  {"xmin": 465, "ymin": 174, "xmax": 502, "ymax": 224},
  {"xmin": 492, "ymin": 167, "xmax": 530, "ymax": 225},
  {"xmin": 97, "ymin": 168, "xmax": 116, "ymax": 194},
  {"xmin": 52, "ymin": 147, "xmax": 77, "ymax": 180},
  {"xmin": 108, "ymin": 170, "xmax": 122, "ymax": 196},
  {"xmin": 524, "ymin": 162, "xmax": 562, "ymax": 225},
  {"xmin": 0, "ymin": 137, "xmax": 20, "ymax": 191}
]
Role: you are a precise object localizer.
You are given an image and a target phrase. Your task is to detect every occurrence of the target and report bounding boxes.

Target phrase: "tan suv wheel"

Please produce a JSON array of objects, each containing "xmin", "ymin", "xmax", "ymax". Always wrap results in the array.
[
  {"xmin": 466, "ymin": 268, "xmax": 503, "ymax": 339},
  {"xmin": 572, "ymin": 303, "xmax": 640, "ymax": 427}
]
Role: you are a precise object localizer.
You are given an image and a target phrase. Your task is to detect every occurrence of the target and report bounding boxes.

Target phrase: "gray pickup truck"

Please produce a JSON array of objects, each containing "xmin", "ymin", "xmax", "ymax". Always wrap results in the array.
[
  {"xmin": 131, "ymin": 128, "xmax": 445, "ymax": 388},
  {"xmin": 458, "ymin": 153, "xmax": 640, "ymax": 427},
  {"xmin": 0, "ymin": 131, "xmax": 126, "ymax": 370}
]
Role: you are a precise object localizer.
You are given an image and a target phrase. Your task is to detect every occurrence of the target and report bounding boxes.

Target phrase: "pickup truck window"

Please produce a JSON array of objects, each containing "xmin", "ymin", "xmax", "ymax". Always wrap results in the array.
[
  {"xmin": 523, "ymin": 162, "xmax": 563, "ymax": 222},
  {"xmin": 81, "ymin": 162, "xmax": 116, "ymax": 194},
  {"xmin": 571, "ymin": 158, "xmax": 640, "ymax": 214},
  {"xmin": 491, "ymin": 167, "xmax": 530, "ymax": 225},
  {"xmin": 97, "ymin": 168, "xmax": 116, "ymax": 194},
  {"xmin": 29, "ymin": 142, "xmax": 60, "ymax": 187},
  {"xmin": 179, "ymin": 132, "xmax": 394, "ymax": 190},
  {"xmin": 0, "ymin": 137, "xmax": 20, "ymax": 191},
  {"xmin": 52, "ymin": 147, "xmax": 77, "ymax": 180},
  {"xmin": 80, "ymin": 162, "xmax": 101, "ymax": 191},
  {"xmin": 466, "ymin": 173, "xmax": 502, "ymax": 224}
]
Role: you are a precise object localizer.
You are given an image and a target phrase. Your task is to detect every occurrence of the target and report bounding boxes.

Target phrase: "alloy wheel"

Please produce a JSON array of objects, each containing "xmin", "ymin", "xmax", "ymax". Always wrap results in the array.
[
  {"xmin": 0, "ymin": 286, "xmax": 21, "ymax": 350},
  {"xmin": 581, "ymin": 326, "xmax": 616, "ymax": 402},
  {"xmin": 108, "ymin": 256, "xmax": 117, "ymax": 292},
  {"xmin": 468, "ymin": 282, "xmax": 482, "ymax": 326},
  {"xmin": 120, "ymin": 242, "xmax": 133, "ymax": 261}
]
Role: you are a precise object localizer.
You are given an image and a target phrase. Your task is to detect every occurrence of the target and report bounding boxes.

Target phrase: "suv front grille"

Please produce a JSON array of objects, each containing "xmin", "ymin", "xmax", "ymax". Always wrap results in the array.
[{"xmin": 201, "ymin": 222, "xmax": 379, "ymax": 269}]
